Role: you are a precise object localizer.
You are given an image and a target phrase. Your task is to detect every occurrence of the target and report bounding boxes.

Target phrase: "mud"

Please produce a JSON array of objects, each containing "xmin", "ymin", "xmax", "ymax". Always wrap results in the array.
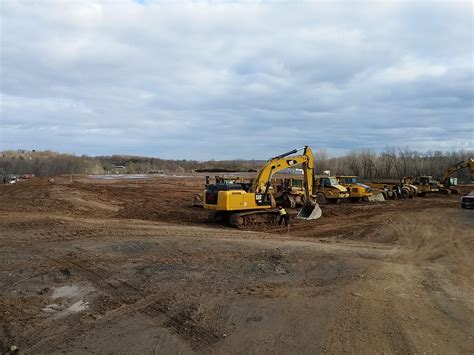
[{"xmin": 0, "ymin": 176, "xmax": 473, "ymax": 354}]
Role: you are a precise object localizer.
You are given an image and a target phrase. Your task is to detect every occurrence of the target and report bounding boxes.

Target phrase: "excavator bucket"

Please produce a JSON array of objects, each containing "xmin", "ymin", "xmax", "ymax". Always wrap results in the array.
[
  {"xmin": 193, "ymin": 193, "xmax": 203, "ymax": 207},
  {"xmin": 368, "ymin": 191, "xmax": 385, "ymax": 202},
  {"xmin": 297, "ymin": 203, "xmax": 322, "ymax": 220}
]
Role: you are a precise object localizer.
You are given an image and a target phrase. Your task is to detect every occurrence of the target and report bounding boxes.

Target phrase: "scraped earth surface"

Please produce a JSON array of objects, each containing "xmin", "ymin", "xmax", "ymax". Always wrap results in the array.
[{"xmin": 1, "ymin": 176, "xmax": 473, "ymax": 354}]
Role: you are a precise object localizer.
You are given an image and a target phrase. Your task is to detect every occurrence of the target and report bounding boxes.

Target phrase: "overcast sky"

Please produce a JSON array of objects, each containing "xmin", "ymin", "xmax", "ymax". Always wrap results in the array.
[{"xmin": 1, "ymin": 0, "xmax": 473, "ymax": 160}]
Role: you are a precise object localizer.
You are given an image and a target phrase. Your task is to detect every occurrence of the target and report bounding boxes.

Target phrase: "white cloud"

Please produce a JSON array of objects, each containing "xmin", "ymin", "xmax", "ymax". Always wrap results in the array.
[
  {"xmin": 372, "ymin": 57, "xmax": 447, "ymax": 83},
  {"xmin": 0, "ymin": 0, "xmax": 472, "ymax": 159}
]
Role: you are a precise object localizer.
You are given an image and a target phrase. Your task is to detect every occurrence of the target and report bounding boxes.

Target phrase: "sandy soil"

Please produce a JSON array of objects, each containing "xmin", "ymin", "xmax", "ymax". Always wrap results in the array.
[{"xmin": 0, "ymin": 176, "xmax": 473, "ymax": 354}]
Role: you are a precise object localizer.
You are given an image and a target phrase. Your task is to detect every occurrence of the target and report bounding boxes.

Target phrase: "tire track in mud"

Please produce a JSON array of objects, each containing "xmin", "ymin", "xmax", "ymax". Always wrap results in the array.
[
  {"xmin": 324, "ymin": 262, "xmax": 415, "ymax": 354},
  {"xmin": 17, "ymin": 244, "xmax": 222, "ymax": 353},
  {"xmin": 2, "ymin": 178, "xmax": 471, "ymax": 353}
]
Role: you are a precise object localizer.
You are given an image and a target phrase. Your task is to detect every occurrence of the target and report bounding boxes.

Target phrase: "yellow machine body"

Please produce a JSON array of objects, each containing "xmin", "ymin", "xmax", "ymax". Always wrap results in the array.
[
  {"xmin": 203, "ymin": 190, "xmax": 272, "ymax": 211},
  {"xmin": 336, "ymin": 176, "xmax": 373, "ymax": 199},
  {"xmin": 314, "ymin": 176, "xmax": 349, "ymax": 201}
]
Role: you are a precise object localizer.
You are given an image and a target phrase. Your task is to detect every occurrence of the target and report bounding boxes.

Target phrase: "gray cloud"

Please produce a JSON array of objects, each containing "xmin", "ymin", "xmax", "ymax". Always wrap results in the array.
[{"xmin": 1, "ymin": 0, "xmax": 472, "ymax": 160}]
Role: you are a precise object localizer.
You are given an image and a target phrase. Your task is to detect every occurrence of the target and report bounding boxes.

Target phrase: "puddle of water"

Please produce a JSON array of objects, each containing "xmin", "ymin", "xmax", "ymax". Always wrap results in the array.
[
  {"xmin": 44, "ymin": 284, "xmax": 93, "ymax": 317},
  {"xmin": 42, "ymin": 304, "xmax": 61, "ymax": 313},
  {"xmin": 42, "ymin": 300, "xmax": 88, "ymax": 315},
  {"xmin": 67, "ymin": 300, "xmax": 88, "ymax": 313}
]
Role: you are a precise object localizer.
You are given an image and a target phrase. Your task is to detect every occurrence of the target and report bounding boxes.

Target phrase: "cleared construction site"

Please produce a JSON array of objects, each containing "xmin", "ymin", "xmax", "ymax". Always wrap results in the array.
[
  {"xmin": 2, "ymin": 0, "xmax": 473, "ymax": 353},
  {"xmin": 1, "ymin": 159, "xmax": 473, "ymax": 353}
]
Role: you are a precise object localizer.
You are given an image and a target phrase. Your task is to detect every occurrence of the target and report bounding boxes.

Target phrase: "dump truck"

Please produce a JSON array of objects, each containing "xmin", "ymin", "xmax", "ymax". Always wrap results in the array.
[
  {"xmin": 336, "ymin": 176, "xmax": 373, "ymax": 202},
  {"xmin": 314, "ymin": 175, "xmax": 349, "ymax": 204},
  {"xmin": 274, "ymin": 174, "xmax": 349, "ymax": 205},
  {"xmin": 202, "ymin": 146, "xmax": 322, "ymax": 228}
]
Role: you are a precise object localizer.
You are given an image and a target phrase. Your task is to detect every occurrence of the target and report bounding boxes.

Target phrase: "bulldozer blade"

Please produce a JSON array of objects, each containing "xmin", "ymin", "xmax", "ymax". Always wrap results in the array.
[
  {"xmin": 368, "ymin": 192, "xmax": 385, "ymax": 202},
  {"xmin": 297, "ymin": 204, "xmax": 322, "ymax": 220}
]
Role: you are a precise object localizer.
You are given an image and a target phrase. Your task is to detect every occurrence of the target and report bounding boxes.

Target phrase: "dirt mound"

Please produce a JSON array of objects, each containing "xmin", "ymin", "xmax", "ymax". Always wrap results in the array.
[{"xmin": 381, "ymin": 209, "xmax": 474, "ymax": 273}]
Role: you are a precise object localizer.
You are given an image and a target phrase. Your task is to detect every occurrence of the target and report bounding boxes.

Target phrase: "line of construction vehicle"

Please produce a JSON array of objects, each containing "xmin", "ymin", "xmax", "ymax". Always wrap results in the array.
[{"xmin": 195, "ymin": 148, "xmax": 473, "ymax": 228}]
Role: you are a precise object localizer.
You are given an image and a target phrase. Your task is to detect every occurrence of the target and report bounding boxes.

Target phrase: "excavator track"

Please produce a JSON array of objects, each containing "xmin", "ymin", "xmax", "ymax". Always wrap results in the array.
[{"xmin": 228, "ymin": 210, "xmax": 279, "ymax": 229}]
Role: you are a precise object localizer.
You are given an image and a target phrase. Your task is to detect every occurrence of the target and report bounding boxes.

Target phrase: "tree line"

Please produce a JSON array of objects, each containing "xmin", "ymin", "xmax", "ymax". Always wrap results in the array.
[
  {"xmin": 0, "ymin": 150, "xmax": 103, "ymax": 177},
  {"xmin": 314, "ymin": 148, "xmax": 472, "ymax": 182},
  {"xmin": 1, "ymin": 148, "xmax": 472, "ymax": 182}
]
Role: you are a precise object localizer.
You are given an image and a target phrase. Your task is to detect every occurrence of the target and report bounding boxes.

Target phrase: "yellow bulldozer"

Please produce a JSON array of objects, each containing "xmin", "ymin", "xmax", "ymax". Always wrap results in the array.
[
  {"xmin": 404, "ymin": 176, "xmax": 438, "ymax": 196},
  {"xmin": 202, "ymin": 146, "xmax": 322, "ymax": 228}
]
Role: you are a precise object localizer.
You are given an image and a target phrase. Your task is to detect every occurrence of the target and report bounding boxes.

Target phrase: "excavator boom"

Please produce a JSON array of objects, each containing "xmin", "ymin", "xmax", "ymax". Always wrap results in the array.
[
  {"xmin": 441, "ymin": 159, "xmax": 474, "ymax": 186},
  {"xmin": 253, "ymin": 146, "xmax": 314, "ymax": 207}
]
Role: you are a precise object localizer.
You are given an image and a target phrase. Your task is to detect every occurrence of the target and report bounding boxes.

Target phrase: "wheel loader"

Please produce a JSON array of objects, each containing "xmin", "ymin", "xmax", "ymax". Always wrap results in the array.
[
  {"xmin": 202, "ymin": 146, "xmax": 322, "ymax": 228},
  {"xmin": 365, "ymin": 182, "xmax": 407, "ymax": 199},
  {"xmin": 273, "ymin": 177, "xmax": 315, "ymax": 208},
  {"xmin": 404, "ymin": 176, "xmax": 438, "ymax": 196},
  {"xmin": 398, "ymin": 177, "xmax": 419, "ymax": 198}
]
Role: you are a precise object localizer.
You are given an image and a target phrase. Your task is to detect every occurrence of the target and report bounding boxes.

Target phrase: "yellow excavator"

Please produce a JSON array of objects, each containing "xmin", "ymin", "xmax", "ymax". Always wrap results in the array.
[
  {"xmin": 439, "ymin": 158, "xmax": 474, "ymax": 194},
  {"xmin": 203, "ymin": 146, "xmax": 322, "ymax": 228}
]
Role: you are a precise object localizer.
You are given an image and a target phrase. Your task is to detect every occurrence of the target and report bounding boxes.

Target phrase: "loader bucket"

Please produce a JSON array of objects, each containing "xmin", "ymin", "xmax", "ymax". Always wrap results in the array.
[
  {"xmin": 297, "ymin": 203, "xmax": 322, "ymax": 220},
  {"xmin": 368, "ymin": 192, "xmax": 385, "ymax": 202}
]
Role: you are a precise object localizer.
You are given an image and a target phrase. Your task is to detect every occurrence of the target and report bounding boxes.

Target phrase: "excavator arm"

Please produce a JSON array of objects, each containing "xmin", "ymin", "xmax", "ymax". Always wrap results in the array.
[
  {"xmin": 441, "ymin": 159, "xmax": 474, "ymax": 186},
  {"xmin": 253, "ymin": 146, "xmax": 315, "ymax": 206}
]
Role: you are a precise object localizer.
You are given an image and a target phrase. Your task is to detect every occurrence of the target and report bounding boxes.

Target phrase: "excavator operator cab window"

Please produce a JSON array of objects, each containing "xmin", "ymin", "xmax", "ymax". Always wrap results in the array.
[
  {"xmin": 321, "ymin": 177, "xmax": 338, "ymax": 187},
  {"xmin": 292, "ymin": 179, "xmax": 303, "ymax": 188},
  {"xmin": 321, "ymin": 178, "xmax": 330, "ymax": 187},
  {"xmin": 240, "ymin": 183, "xmax": 251, "ymax": 192},
  {"xmin": 343, "ymin": 177, "xmax": 357, "ymax": 184}
]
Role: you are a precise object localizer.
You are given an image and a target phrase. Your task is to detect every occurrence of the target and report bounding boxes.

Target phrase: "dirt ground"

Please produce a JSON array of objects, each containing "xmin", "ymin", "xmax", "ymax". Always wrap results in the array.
[{"xmin": 1, "ymin": 175, "xmax": 473, "ymax": 354}]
